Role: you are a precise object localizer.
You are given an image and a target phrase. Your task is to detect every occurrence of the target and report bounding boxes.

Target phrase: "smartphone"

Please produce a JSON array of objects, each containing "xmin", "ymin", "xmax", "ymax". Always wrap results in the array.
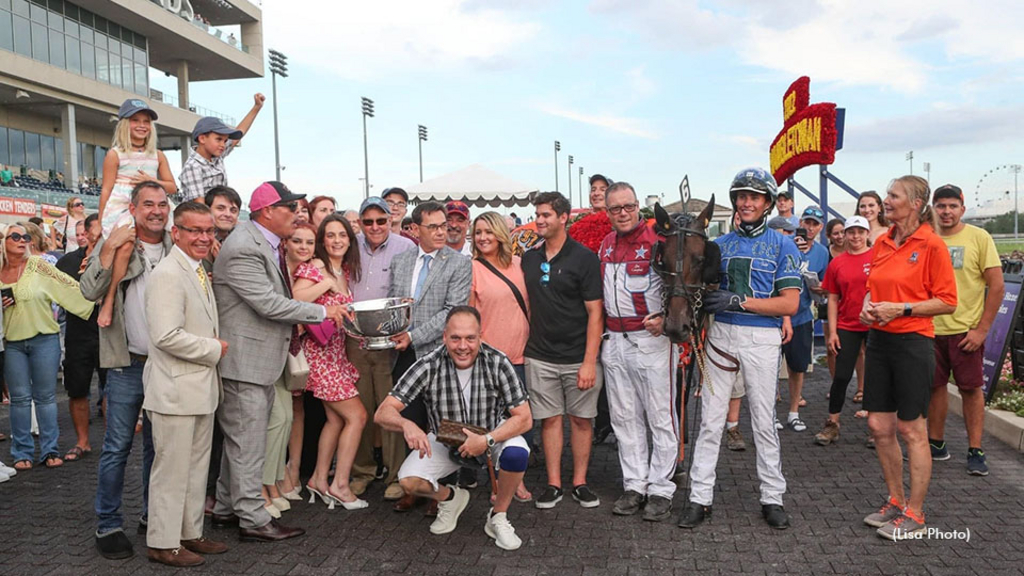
[
  {"xmin": 795, "ymin": 227, "xmax": 808, "ymax": 240},
  {"xmin": 1, "ymin": 287, "xmax": 14, "ymax": 307}
]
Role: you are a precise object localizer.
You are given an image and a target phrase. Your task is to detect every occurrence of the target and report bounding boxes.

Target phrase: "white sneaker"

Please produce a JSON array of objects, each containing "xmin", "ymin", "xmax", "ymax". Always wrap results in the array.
[
  {"xmin": 485, "ymin": 508, "xmax": 522, "ymax": 550},
  {"xmin": 0, "ymin": 471, "xmax": 9, "ymax": 483},
  {"xmin": 430, "ymin": 486, "xmax": 469, "ymax": 535},
  {"xmin": 774, "ymin": 418, "xmax": 784, "ymax": 430},
  {"xmin": 0, "ymin": 461, "xmax": 16, "ymax": 477}
]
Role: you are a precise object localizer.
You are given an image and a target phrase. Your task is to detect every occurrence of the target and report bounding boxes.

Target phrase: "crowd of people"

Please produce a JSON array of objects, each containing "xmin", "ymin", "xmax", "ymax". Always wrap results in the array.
[{"xmin": 0, "ymin": 95, "xmax": 1005, "ymax": 566}]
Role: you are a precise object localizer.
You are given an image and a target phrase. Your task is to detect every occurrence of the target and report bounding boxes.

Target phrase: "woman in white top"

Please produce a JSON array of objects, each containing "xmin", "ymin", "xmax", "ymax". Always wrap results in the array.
[
  {"xmin": 856, "ymin": 190, "xmax": 890, "ymax": 245},
  {"xmin": 53, "ymin": 197, "xmax": 87, "ymax": 252}
]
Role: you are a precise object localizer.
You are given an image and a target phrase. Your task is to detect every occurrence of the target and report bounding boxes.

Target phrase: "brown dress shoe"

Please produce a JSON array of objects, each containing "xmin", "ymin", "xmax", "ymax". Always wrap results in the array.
[
  {"xmin": 393, "ymin": 493, "xmax": 419, "ymax": 512},
  {"xmin": 210, "ymin": 513, "xmax": 239, "ymax": 528},
  {"xmin": 148, "ymin": 546, "xmax": 205, "ymax": 567},
  {"xmin": 181, "ymin": 537, "xmax": 228, "ymax": 555},
  {"xmin": 239, "ymin": 519, "xmax": 306, "ymax": 542},
  {"xmin": 424, "ymin": 499, "xmax": 439, "ymax": 518}
]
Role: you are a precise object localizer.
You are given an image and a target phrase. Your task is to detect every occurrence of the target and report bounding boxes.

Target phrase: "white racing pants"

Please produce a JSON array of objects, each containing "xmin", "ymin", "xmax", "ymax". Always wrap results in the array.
[
  {"xmin": 601, "ymin": 331, "xmax": 678, "ymax": 499},
  {"xmin": 688, "ymin": 321, "xmax": 786, "ymax": 506}
]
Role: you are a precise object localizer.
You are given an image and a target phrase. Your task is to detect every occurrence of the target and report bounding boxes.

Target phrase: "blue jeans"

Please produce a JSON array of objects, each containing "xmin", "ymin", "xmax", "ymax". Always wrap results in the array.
[
  {"xmin": 5, "ymin": 333, "xmax": 62, "ymax": 462},
  {"xmin": 94, "ymin": 359, "xmax": 154, "ymax": 533}
]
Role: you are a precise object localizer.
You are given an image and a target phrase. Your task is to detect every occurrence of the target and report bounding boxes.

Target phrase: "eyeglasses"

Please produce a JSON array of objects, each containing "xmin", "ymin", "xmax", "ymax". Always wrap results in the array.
[
  {"xmin": 177, "ymin": 225, "xmax": 217, "ymax": 237},
  {"xmin": 386, "ymin": 200, "xmax": 407, "ymax": 208},
  {"xmin": 362, "ymin": 217, "xmax": 390, "ymax": 227},
  {"xmin": 607, "ymin": 203, "xmax": 639, "ymax": 215},
  {"xmin": 422, "ymin": 223, "xmax": 448, "ymax": 232},
  {"xmin": 274, "ymin": 202, "xmax": 298, "ymax": 212},
  {"xmin": 7, "ymin": 233, "xmax": 30, "ymax": 243},
  {"xmin": 540, "ymin": 262, "xmax": 550, "ymax": 285},
  {"xmin": 71, "ymin": 202, "xmax": 84, "ymax": 208}
]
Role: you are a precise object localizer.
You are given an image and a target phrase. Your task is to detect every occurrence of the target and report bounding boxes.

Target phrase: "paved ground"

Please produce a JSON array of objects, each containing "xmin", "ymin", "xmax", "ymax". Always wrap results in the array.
[{"xmin": 2, "ymin": 366, "xmax": 1024, "ymax": 576}]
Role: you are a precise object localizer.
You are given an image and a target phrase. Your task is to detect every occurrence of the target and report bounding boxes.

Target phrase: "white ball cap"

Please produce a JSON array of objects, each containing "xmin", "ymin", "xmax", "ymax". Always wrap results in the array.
[{"xmin": 844, "ymin": 215, "xmax": 870, "ymax": 231}]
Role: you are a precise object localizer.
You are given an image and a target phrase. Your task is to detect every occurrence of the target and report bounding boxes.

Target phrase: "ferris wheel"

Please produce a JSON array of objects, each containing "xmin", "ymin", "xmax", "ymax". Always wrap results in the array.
[{"xmin": 974, "ymin": 164, "xmax": 1022, "ymax": 210}]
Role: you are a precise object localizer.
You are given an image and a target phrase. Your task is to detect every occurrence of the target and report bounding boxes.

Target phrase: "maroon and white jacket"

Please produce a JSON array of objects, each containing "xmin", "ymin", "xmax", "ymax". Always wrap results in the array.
[{"xmin": 599, "ymin": 222, "xmax": 664, "ymax": 333}]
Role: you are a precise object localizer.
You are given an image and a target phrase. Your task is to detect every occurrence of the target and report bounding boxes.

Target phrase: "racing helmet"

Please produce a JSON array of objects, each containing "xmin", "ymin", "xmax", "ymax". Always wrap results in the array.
[{"xmin": 728, "ymin": 167, "xmax": 778, "ymax": 211}]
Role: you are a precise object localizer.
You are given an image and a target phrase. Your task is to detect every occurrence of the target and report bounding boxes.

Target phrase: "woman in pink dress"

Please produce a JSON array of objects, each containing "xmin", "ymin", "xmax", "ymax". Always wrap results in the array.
[{"xmin": 292, "ymin": 214, "xmax": 367, "ymax": 509}]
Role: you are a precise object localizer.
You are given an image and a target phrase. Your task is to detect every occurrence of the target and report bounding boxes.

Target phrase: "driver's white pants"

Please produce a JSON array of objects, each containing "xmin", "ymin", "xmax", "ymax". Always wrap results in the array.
[
  {"xmin": 602, "ymin": 331, "xmax": 678, "ymax": 499},
  {"xmin": 688, "ymin": 321, "xmax": 786, "ymax": 506}
]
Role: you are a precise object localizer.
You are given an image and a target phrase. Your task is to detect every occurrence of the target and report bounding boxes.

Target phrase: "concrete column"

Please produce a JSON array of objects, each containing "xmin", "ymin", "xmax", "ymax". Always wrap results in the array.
[
  {"xmin": 60, "ymin": 104, "xmax": 79, "ymax": 189},
  {"xmin": 176, "ymin": 60, "xmax": 189, "ymax": 111},
  {"xmin": 181, "ymin": 135, "xmax": 190, "ymax": 166},
  {"xmin": 240, "ymin": 21, "xmax": 263, "ymax": 56}
]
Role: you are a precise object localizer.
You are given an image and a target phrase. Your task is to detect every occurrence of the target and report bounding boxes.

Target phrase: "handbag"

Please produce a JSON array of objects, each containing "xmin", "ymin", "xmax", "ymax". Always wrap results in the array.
[
  {"xmin": 306, "ymin": 319, "xmax": 336, "ymax": 347},
  {"xmin": 475, "ymin": 258, "xmax": 529, "ymax": 321},
  {"xmin": 437, "ymin": 419, "xmax": 489, "ymax": 470},
  {"xmin": 284, "ymin": 349, "xmax": 309, "ymax": 392}
]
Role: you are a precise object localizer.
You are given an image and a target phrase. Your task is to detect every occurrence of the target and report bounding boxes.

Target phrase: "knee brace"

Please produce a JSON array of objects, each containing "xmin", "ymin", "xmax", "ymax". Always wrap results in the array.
[{"xmin": 498, "ymin": 446, "xmax": 529, "ymax": 473}]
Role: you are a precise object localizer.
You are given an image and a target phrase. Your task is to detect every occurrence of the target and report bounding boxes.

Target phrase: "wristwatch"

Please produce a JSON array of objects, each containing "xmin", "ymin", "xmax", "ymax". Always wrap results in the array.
[
  {"xmin": 485, "ymin": 433, "xmax": 496, "ymax": 448},
  {"xmin": 903, "ymin": 303, "xmax": 912, "ymax": 317}
]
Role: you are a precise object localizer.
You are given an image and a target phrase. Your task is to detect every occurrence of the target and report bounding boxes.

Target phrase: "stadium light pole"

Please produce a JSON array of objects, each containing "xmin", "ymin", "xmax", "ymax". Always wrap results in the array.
[
  {"xmin": 268, "ymin": 49, "xmax": 288, "ymax": 181},
  {"xmin": 923, "ymin": 162, "xmax": 931, "ymax": 185},
  {"xmin": 554, "ymin": 141, "xmax": 560, "ymax": 192},
  {"xmin": 568, "ymin": 155, "xmax": 574, "ymax": 206},
  {"xmin": 906, "ymin": 150, "xmax": 914, "ymax": 175},
  {"xmin": 361, "ymin": 97, "xmax": 375, "ymax": 199},
  {"xmin": 579, "ymin": 167, "xmax": 584, "ymax": 202},
  {"xmin": 418, "ymin": 125, "xmax": 428, "ymax": 183}
]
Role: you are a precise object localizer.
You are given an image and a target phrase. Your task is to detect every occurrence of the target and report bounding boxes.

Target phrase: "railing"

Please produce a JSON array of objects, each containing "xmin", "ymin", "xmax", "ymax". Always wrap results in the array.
[
  {"xmin": 0, "ymin": 186, "xmax": 101, "ymax": 211},
  {"xmin": 147, "ymin": 0, "xmax": 252, "ymax": 54},
  {"xmin": 149, "ymin": 90, "xmax": 237, "ymax": 125}
]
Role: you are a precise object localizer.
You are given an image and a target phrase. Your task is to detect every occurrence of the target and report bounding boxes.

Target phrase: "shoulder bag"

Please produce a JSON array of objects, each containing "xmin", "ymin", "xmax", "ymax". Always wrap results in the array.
[{"xmin": 475, "ymin": 258, "xmax": 528, "ymax": 321}]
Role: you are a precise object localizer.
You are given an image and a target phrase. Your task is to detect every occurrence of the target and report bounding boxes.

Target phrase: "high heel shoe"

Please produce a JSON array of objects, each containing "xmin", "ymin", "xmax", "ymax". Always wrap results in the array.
[
  {"xmin": 270, "ymin": 497, "xmax": 291, "ymax": 512},
  {"xmin": 281, "ymin": 487, "xmax": 303, "ymax": 501},
  {"xmin": 327, "ymin": 488, "xmax": 369, "ymax": 510},
  {"xmin": 264, "ymin": 503, "xmax": 281, "ymax": 519},
  {"xmin": 306, "ymin": 485, "xmax": 336, "ymax": 509}
]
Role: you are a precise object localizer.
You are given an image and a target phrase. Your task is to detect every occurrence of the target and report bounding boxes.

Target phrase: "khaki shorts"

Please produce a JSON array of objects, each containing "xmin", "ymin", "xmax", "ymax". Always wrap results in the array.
[{"xmin": 525, "ymin": 357, "xmax": 604, "ymax": 419}]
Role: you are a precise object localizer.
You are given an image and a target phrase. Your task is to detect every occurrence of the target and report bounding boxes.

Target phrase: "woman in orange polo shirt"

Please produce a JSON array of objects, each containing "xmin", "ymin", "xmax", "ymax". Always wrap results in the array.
[{"xmin": 858, "ymin": 175, "xmax": 957, "ymax": 541}]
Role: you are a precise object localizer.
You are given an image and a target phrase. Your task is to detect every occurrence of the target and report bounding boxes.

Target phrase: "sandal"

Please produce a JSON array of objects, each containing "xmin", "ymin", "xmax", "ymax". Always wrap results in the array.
[
  {"xmin": 64, "ymin": 446, "xmax": 88, "ymax": 462},
  {"xmin": 855, "ymin": 410, "xmax": 868, "ymax": 419},
  {"xmin": 13, "ymin": 459, "xmax": 32, "ymax": 471},
  {"xmin": 41, "ymin": 454, "xmax": 64, "ymax": 468},
  {"xmin": 853, "ymin": 391, "xmax": 864, "ymax": 403},
  {"xmin": 0, "ymin": 432, "xmax": 7, "ymax": 441},
  {"xmin": 798, "ymin": 397, "xmax": 807, "ymax": 407}
]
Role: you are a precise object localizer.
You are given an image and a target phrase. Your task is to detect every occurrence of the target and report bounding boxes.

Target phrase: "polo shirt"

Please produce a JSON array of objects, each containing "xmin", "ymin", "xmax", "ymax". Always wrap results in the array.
[
  {"xmin": 714, "ymin": 226, "xmax": 803, "ymax": 329},
  {"xmin": 793, "ymin": 241, "xmax": 829, "ymax": 326},
  {"xmin": 866, "ymin": 224, "xmax": 958, "ymax": 337},
  {"xmin": 523, "ymin": 237, "xmax": 602, "ymax": 364}
]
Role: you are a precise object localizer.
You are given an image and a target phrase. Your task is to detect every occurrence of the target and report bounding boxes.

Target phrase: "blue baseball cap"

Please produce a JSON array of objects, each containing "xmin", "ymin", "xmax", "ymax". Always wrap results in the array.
[
  {"xmin": 359, "ymin": 196, "xmax": 391, "ymax": 216},
  {"xmin": 801, "ymin": 206, "xmax": 825, "ymax": 224},
  {"xmin": 767, "ymin": 216, "xmax": 796, "ymax": 232},
  {"xmin": 118, "ymin": 98, "xmax": 157, "ymax": 120},
  {"xmin": 191, "ymin": 116, "xmax": 243, "ymax": 142}
]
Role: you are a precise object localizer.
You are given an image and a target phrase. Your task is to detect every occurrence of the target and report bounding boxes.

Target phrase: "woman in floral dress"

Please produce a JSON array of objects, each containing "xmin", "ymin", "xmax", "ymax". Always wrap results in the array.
[{"xmin": 292, "ymin": 214, "xmax": 367, "ymax": 509}]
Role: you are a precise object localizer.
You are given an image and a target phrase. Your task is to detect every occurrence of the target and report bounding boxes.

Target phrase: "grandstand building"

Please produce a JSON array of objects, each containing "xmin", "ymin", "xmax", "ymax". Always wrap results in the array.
[{"xmin": 0, "ymin": 0, "xmax": 263, "ymax": 222}]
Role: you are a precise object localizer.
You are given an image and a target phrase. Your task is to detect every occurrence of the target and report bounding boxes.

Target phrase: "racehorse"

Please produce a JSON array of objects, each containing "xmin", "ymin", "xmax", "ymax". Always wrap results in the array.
[{"xmin": 652, "ymin": 196, "xmax": 719, "ymax": 345}]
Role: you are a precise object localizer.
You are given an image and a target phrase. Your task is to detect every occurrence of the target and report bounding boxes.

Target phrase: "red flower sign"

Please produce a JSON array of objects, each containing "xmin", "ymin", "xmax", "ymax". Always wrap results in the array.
[{"xmin": 769, "ymin": 76, "xmax": 838, "ymax": 185}]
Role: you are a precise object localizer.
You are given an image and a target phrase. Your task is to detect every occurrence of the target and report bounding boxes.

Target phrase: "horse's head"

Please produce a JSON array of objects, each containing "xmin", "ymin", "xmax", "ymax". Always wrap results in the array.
[{"xmin": 653, "ymin": 195, "xmax": 719, "ymax": 344}]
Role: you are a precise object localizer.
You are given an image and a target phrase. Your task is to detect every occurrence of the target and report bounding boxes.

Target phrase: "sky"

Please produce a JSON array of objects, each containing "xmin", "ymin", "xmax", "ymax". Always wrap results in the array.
[{"xmin": 154, "ymin": 0, "xmax": 1024, "ymax": 217}]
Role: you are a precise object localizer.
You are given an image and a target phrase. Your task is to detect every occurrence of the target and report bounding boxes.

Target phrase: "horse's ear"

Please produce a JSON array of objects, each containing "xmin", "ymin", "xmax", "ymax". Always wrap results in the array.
[
  {"xmin": 697, "ymin": 194, "xmax": 715, "ymax": 229},
  {"xmin": 654, "ymin": 202, "xmax": 673, "ymax": 233}
]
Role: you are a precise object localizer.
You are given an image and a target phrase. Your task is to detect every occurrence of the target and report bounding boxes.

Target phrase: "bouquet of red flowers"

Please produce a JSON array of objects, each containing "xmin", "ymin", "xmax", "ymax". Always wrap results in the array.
[{"xmin": 568, "ymin": 210, "xmax": 612, "ymax": 254}]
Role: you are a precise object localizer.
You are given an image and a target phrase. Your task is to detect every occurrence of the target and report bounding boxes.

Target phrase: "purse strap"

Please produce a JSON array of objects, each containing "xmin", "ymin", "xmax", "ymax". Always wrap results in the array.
[{"xmin": 475, "ymin": 258, "xmax": 528, "ymax": 321}]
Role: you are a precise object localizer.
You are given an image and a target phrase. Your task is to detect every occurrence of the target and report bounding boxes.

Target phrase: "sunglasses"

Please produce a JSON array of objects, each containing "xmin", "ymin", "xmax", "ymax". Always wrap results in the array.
[
  {"xmin": 7, "ymin": 233, "xmax": 30, "ymax": 243},
  {"xmin": 274, "ymin": 202, "xmax": 298, "ymax": 212},
  {"xmin": 540, "ymin": 262, "xmax": 550, "ymax": 285},
  {"xmin": 362, "ymin": 217, "xmax": 390, "ymax": 227},
  {"xmin": 71, "ymin": 202, "xmax": 84, "ymax": 208}
]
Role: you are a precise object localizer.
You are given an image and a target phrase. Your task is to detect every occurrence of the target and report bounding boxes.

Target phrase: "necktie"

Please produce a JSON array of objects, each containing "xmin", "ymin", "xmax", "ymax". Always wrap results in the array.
[
  {"xmin": 195, "ymin": 265, "xmax": 209, "ymax": 297},
  {"xmin": 413, "ymin": 254, "xmax": 433, "ymax": 300},
  {"xmin": 277, "ymin": 243, "xmax": 293, "ymax": 297}
]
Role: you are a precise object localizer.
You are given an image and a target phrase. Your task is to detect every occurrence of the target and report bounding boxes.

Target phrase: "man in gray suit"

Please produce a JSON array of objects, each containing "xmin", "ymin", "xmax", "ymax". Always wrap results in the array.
[
  {"xmin": 387, "ymin": 200, "xmax": 472, "ymax": 511},
  {"xmin": 210, "ymin": 181, "xmax": 348, "ymax": 541},
  {"xmin": 144, "ymin": 202, "xmax": 229, "ymax": 567}
]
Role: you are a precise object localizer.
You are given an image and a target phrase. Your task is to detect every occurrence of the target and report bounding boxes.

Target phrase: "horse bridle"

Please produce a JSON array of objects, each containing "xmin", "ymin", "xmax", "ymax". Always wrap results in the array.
[{"xmin": 652, "ymin": 215, "xmax": 711, "ymax": 321}]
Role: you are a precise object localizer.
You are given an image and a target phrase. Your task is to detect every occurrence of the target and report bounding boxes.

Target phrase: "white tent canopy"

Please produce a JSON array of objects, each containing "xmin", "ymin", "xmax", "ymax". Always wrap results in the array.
[{"xmin": 405, "ymin": 164, "xmax": 539, "ymax": 207}]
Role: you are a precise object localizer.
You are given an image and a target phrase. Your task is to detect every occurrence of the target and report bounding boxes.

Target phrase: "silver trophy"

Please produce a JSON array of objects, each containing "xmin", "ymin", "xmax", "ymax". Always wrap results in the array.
[{"xmin": 342, "ymin": 297, "xmax": 412, "ymax": 350}]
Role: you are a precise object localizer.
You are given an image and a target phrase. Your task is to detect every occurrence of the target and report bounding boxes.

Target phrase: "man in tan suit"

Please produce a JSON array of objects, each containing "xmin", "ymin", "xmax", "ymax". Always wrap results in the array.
[{"xmin": 143, "ymin": 202, "xmax": 230, "ymax": 567}]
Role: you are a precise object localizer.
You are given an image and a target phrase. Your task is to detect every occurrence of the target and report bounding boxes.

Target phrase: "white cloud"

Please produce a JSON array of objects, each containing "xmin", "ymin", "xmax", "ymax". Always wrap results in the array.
[
  {"xmin": 846, "ymin": 105, "xmax": 1024, "ymax": 152},
  {"xmin": 626, "ymin": 66, "xmax": 657, "ymax": 99},
  {"xmin": 536, "ymin": 104, "xmax": 658, "ymax": 139},
  {"xmin": 262, "ymin": 0, "xmax": 542, "ymax": 80}
]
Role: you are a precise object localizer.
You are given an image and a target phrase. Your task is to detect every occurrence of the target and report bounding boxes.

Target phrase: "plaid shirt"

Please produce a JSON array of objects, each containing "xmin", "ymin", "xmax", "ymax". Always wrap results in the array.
[
  {"xmin": 390, "ymin": 343, "xmax": 528, "ymax": 433},
  {"xmin": 177, "ymin": 141, "xmax": 237, "ymax": 202}
]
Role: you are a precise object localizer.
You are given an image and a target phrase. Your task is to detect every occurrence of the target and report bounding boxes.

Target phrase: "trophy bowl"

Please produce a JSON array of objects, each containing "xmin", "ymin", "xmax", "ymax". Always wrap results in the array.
[{"xmin": 342, "ymin": 297, "xmax": 412, "ymax": 350}]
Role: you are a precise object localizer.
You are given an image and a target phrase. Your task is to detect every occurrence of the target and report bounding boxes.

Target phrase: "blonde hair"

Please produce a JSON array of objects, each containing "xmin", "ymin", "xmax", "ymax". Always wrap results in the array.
[
  {"xmin": 887, "ymin": 175, "xmax": 934, "ymax": 229},
  {"xmin": 111, "ymin": 115, "xmax": 158, "ymax": 155},
  {"xmin": 471, "ymin": 211, "xmax": 514, "ymax": 268},
  {"xmin": 17, "ymin": 221, "xmax": 47, "ymax": 253},
  {"xmin": 0, "ymin": 223, "xmax": 13, "ymax": 268},
  {"xmin": 65, "ymin": 196, "xmax": 82, "ymax": 212}
]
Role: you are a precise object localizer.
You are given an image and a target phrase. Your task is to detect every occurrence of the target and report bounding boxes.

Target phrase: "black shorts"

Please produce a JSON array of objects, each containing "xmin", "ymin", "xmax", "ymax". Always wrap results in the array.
[
  {"xmin": 62, "ymin": 336, "xmax": 105, "ymax": 399},
  {"xmin": 782, "ymin": 321, "xmax": 814, "ymax": 373},
  {"xmin": 863, "ymin": 329, "xmax": 934, "ymax": 421}
]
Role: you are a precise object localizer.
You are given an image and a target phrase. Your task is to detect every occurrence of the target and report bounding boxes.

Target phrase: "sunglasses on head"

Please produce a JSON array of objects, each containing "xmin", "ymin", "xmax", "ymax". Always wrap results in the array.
[
  {"xmin": 7, "ymin": 232, "xmax": 30, "ymax": 243},
  {"xmin": 362, "ymin": 217, "xmax": 390, "ymax": 227}
]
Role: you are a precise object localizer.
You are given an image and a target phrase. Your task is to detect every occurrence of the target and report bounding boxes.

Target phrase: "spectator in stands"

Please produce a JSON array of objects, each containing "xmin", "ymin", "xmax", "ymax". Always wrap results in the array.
[
  {"xmin": 20, "ymin": 221, "xmax": 58, "ymax": 264},
  {"xmin": 295, "ymin": 198, "xmax": 311, "ymax": 225},
  {"xmin": 177, "ymin": 94, "xmax": 266, "ymax": 203},
  {"xmin": 54, "ymin": 197, "xmax": 87, "ymax": 252},
  {"xmin": 309, "ymin": 196, "xmax": 336, "ymax": 229},
  {"xmin": 1, "ymin": 222, "xmax": 94, "ymax": 471},
  {"xmin": 97, "ymin": 99, "xmax": 178, "ymax": 330},
  {"xmin": 1, "ymin": 166, "xmax": 13, "ymax": 186},
  {"xmin": 55, "ymin": 214, "xmax": 103, "ymax": 462}
]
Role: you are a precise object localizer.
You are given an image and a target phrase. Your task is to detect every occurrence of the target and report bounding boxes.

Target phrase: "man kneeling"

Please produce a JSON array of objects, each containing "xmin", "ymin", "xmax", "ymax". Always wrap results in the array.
[{"xmin": 375, "ymin": 306, "xmax": 532, "ymax": 550}]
